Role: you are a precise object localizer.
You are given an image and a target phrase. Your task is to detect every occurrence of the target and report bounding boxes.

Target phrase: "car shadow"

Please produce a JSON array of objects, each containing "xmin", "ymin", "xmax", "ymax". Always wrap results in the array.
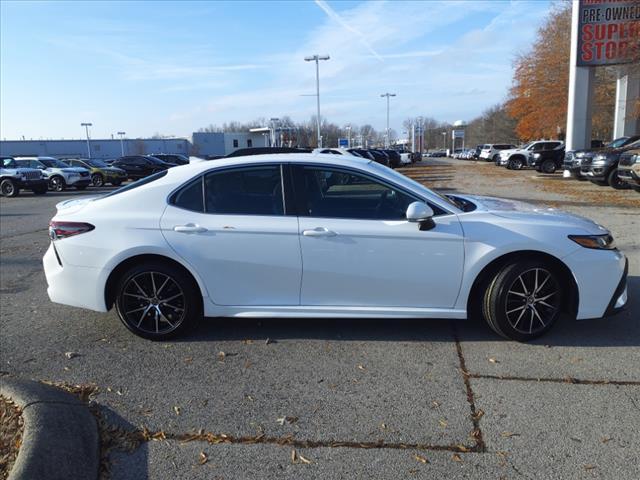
[{"xmin": 179, "ymin": 276, "xmax": 639, "ymax": 348}]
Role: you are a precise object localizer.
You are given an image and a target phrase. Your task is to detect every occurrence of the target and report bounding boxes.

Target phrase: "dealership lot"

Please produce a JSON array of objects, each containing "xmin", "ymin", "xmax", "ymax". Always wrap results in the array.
[{"xmin": 1, "ymin": 158, "xmax": 638, "ymax": 479}]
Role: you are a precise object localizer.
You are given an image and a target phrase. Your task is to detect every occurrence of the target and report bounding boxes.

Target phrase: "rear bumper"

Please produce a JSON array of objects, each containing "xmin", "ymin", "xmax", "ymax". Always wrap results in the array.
[{"xmin": 43, "ymin": 243, "xmax": 109, "ymax": 312}]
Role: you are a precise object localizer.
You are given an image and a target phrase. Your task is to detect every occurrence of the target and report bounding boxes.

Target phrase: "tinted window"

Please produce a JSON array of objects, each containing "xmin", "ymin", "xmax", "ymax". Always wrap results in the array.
[
  {"xmin": 204, "ymin": 166, "xmax": 283, "ymax": 215},
  {"xmin": 300, "ymin": 167, "xmax": 417, "ymax": 220},
  {"xmin": 171, "ymin": 177, "xmax": 204, "ymax": 212}
]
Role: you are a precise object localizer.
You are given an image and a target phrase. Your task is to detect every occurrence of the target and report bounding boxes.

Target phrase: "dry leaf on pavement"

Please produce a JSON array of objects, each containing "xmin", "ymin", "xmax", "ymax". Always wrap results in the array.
[
  {"xmin": 414, "ymin": 454, "xmax": 429, "ymax": 464},
  {"xmin": 198, "ymin": 452, "xmax": 208, "ymax": 465},
  {"xmin": 452, "ymin": 453, "xmax": 462, "ymax": 462}
]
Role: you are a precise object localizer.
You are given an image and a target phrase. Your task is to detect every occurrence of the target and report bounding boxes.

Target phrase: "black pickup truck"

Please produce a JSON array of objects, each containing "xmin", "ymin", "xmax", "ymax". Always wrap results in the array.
[{"xmin": 528, "ymin": 146, "xmax": 565, "ymax": 173}]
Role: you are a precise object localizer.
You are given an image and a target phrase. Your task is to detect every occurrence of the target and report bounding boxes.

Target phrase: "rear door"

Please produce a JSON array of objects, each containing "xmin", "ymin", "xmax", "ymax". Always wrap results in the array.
[{"xmin": 160, "ymin": 164, "xmax": 302, "ymax": 306}]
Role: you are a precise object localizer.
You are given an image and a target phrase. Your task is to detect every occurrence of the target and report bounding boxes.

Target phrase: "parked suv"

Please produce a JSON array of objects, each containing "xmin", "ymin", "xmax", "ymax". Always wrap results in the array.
[
  {"xmin": 580, "ymin": 139, "xmax": 640, "ymax": 189},
  {"xmin": 498, "ymin": 141, "xmax": 563, "ymax": 169},
  {"xmin": 151, "ymin": 154, "xmax": 190, "ymax": 166},
  {"xmin": 111, "ymin": 155, "xmax": 177, "ymax": 180},
  {"xmin": 617, "ymin": 148, "xmax": 640, "ymax": 192},
  {"xmin": 63, "ymin": 158, "xmax": 127, "ymax": 187},
  {"xmin": 529, "ymin": 145, "xmax": 565, "ymax": 173},
  {"xmin": 0, "ymin": 157, "xmax": 48, "ymax": 197},
  {"xmin": 564, "ymin": 136, "xmax": 640, "ymax": 181},
  {"xmin": 14, "ymin": 157, "xmax": 91, "ymax": 191},
  {"xmin": 479, "ymin": 144, "xmax": 516, "ymax": 162}
]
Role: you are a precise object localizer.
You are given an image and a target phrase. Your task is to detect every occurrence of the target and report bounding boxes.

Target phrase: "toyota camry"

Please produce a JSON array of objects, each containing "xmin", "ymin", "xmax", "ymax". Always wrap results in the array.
[{"xmin": 44, "ymin": 154, "xmax": 628, "ymax": 341}]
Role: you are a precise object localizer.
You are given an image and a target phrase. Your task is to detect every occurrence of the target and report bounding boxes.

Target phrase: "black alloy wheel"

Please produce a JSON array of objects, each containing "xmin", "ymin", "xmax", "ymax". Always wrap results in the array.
[
  {"xmin": 115, "ymin": 262, "xmax": 201, "ymax": 340},
  {"xmin": 49, "ymin": 176, "xmax": 65, "ymax": 192},
  {"xmin": 483, "ymin": 261, "xmax": 563, "ymax": 341},
  {"xmin": 607, "ymin": 168, "xmax": 629, "ymax": 190},
  {"xmin": 541, "ymin": 160, "xmax": 557, "ymax": 174},
  {"xmin": 92, "ymin": 173, "xmax": 104, "ymax": 187},
  {"xmin": 0, "ymin": 179, "xmax": 19, "ymax": 197}
]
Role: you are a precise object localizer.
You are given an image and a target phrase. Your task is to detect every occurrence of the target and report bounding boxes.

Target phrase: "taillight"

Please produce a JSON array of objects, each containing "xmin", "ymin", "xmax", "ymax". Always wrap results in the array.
[{"xmin": 48, "ymin": 221, "xmax": 95, "ymax": 240}]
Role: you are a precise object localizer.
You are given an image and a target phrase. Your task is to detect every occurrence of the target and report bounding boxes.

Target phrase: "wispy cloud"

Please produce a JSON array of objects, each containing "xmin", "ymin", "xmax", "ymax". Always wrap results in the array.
[{"xmin": 313, "ymin": 0, "xmax": 384, "ymax": 61}]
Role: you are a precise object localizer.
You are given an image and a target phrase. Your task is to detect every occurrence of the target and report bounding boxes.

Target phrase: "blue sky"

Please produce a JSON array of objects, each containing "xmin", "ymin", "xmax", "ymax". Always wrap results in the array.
[{"xmin": 0, "ymin": 0, "xmax": 551, "ymax": 140}]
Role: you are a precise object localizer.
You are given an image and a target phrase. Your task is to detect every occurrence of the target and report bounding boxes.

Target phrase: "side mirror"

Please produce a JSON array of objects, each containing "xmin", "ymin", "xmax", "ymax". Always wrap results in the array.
[{"xmin": 406, "ymin": 201, "xmax": 436, "ymax": 231}]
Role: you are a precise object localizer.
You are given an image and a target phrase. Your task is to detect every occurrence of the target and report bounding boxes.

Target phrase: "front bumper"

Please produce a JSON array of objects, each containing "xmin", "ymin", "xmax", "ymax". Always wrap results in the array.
[
  {"xmin": 15, "ymin": 178, "xmax": 48, "ymax": 190},
  {"xmin": 563, "ymin": 247, "xmax": 627, "ymax": 319},
  {"xmin": 603, "ymin": 257, "xmax": 628, "ymax": 317},
  {"xmin": 617, "ymin": 166, "xmax": 640, "ymax": 186}
]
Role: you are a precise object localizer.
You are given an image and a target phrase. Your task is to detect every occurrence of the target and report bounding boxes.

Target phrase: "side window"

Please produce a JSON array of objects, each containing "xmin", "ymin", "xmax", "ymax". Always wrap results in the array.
[
  {"xmin": 204, "ymin": 166, "xmax": 283, "ymax": 215},
  {"xmin": 171, "ymin": 177, "xmax": 204, "ymax": 212},
  {"xmin": 300, "ymin": 167, "xmax": 417, "ymax": 220},
  {"xmin": 247, "ymin": 139, "xmax": 252, "ymax": 148},
  {"xmin": 233, "ymin": 139, "xmax": 239, "ymax": 148}
]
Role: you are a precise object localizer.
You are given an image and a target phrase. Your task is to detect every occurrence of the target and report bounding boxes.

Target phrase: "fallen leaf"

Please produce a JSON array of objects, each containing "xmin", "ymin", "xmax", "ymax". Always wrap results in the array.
[
  {"xmin": 244, "ymin": 360, "xmax": 252, "ymax": 369},
  {"xmin": 381, "ymin": 423, "xmax": 388, "ymax": 430},
  {"xmin": 439, "ymin": 419, "xmax": 448, "ymax": 428},
  {"xmin": 277, "ymin": 416, "xmax": 298, "ymax": 425},
  {"xmin": 246, "ymin": 395, "xmax": 254, "ymax": 402},
  {"xmin": 414, "ymin": 454, "xmax": 429, "ymax": 464},
  {"xmin": 452, "ymin": 453, "xmax": 462, "ymax": 462},
  {"xmin": 217, "ymin": 351, "xmax": 226, "ymax": 362},
  {"xmin": 291, "ymin": 449, "xmax": 297, "ymax": 463},
  {"xmin": 265, "ymin": 338, "xmax": 272, "ymax": 345},
  {"xmin": 472, "ymin": 409, "xmax": 485, "ymax": 421},
  {"xmin": 488, "ymin": 357, "xmax": 499, "ymax": 364},
  {"xmin": 298, "ymin": 453, "xmax": 312, "ymax": 464},
  {"xmin": 174, "ymin": 406, "xmax": 181, "ymax": 416},
  {"xmin": 65, "ymin": 352, "xmax": 79, "ymax": 359},
  {"xmin": 501, "ymin": 431, "xmax": 520, "ymax": 438},
  {"xmin": 431, "ymin": 401, "xmax": 441, "ymax": 409},
  {"xmin": 198, "ymin": 452, "xmax": 208, "ymax": 465},
  {"xmin": 357, "ymin": 364, "xmax": 366, "ymax": 371},
  {"xmin": 184, "ymin": 357, "xmax": 193, "ymax": 364},
  {"xmin": 601, "ymin": 436, "xmax": 612, "ymax": 443},
  {"xmin": 584, "ymin": 465, "xmax": 597, "ymax": 471},
  {"xmin": 456, "ymin": 445, "xmax": 471, "ymax": 452}
]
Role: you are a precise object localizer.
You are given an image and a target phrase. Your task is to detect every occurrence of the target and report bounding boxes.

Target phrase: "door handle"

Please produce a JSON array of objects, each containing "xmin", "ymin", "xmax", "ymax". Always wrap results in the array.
[
  {"xmin": 302, "ymin": 227, "xmax": 337, "ymax": 237},
  {"xmin": 174, "ymin": 224, "xmax": 208, "ymax": 233}
]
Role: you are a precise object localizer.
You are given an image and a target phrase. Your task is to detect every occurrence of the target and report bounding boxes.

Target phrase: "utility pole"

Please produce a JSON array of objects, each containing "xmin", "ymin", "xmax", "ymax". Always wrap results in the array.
[
  {"xmin": 117, "ymin": 131, "xmax": 126, "ymax": 156},
  {"xmin": 304, "ymin": 54, "xmax": 330, "ymax": 148},
  {"xmin": 380, "ymin": 93, "xmax": 396, "ymax": 148},
  {"xmin": 81, "ymin": 123, "xmax": 92, "ymax": 159},
  {"xmin": 346, "ymin": 124, "xmax": 351, "ymax": 148}
]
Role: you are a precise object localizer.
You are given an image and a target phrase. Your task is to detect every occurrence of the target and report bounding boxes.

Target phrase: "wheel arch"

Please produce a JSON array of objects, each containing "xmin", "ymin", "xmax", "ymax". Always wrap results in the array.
[
  {"xmin": 466, "ymin": 250, "xmax": 579, "ymax": 320},
  {"xmin": 104, "ymin": 253, "xmax": 205, "ymax": 311}
]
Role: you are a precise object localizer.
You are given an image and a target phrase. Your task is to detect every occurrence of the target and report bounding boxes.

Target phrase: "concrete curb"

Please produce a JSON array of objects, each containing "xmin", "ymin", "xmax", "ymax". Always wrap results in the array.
[{"xmin": 0, "ymin": 377, "xmax": 99, "ymax": 480}]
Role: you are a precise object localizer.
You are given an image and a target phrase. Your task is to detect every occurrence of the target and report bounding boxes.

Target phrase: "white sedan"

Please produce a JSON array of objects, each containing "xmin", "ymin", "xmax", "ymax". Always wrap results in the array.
[{"xmin": 44, "ymin": 154, "xmax": 628, "ymax": 341}]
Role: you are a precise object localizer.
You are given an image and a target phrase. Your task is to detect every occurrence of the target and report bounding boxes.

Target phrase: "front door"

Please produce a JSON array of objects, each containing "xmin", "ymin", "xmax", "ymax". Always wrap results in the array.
[
  {"xmin": 160, "ymin": 164, "xmax": 302, "ymax": 306},
  {"xmin": 293, "ymin": 165, "xmax": 464, "ymax": 308}
]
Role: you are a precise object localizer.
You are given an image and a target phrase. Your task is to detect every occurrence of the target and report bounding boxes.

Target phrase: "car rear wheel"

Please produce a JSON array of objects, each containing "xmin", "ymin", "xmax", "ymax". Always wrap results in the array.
[
  {"xmin": 482, "ymin": 261, "xmax": 563, "ymax": 341},
  {"xmin": 49, "ymin": 176, "xmax": 65, "ymax": 192},
  {"xmin": 115, "ymin": 262, "xmax": 202, "ymax": 340},
  {"xmin": 0, "ymin": 179, "xmax": 19, "ymax": 197},
  {"xmin": 607, "ymin": 168, "xmax": 629, "ymax": 190},
  {"xmin": 91, "ymin": 173, "xmax": 104, "ymax": 187},
  {"xmin": 493, "ymin": 155, "xmax": 501, "ymax": 165}
]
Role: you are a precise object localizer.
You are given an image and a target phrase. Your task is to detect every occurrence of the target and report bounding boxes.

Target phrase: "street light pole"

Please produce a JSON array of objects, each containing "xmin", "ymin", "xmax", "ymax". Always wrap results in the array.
[
  {"xmin": 117, "ymin": 131, "xmax": 126, "ymax": 156},
  {"xmin": 304, "ymin": 54, "xmax": 330, "ymax": 148},
  {"xmin": 81, "ymin": 123, "xmax": 92, "ymax": 159},
  {"xmin": 380, "ymin": 93, "xmax": 396, "ymax": 148},
  {"xmin": 346, "ymin": 124, "xmax": 351, "ymax": 148}
]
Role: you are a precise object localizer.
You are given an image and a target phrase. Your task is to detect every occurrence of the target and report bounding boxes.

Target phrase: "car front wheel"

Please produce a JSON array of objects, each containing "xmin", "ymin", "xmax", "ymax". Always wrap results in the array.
[
  {"xmin": 115, "ymin": 262, "xmax": 202, "ymax": 340},
  {"xmin": 541, "ymin": 160, "xmax": 557, "ymax": 174},
  {"xmin": 91, "ymin": 173, "xmax": 104, "ymax": 187},
  {"xmin": 482, "ymin": 260, "xmax": 563, "ymax": 341},
  {"xmin": 0, "ymin": 179, "xmax": 19, "ymax": 197},
  {"xmin": 608, "ymin": 168, "xmax": 629, "ymax": 190},
  {"xmin": 49, "ymin": 176, "xmax": 65, "ymax": 192},
  {"xmin": 509, "ymin": 157, "xmax": 524, "ymax": 170}
]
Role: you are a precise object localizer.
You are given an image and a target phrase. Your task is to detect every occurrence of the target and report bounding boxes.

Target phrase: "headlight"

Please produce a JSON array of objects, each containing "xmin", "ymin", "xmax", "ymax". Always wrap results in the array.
[
  {"xmin": 634, "ymin": 154, "xmax": 640, "ymax": 164},
  {"xmin": 533, "ymin": 153, "xmax": 541, "ymax": 159},
  {"xmin": 568, "ymin": 234, "xmax": 616, "ymax": 250}
]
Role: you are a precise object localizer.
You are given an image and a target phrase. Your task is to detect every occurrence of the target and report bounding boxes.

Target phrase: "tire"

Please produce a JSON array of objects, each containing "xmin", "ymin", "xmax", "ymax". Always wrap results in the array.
[
  {"xmin": 492, "ymin": 154, "xmax": 500, "ymax": 164},
  {"xmin": 115, "ymin": 261, "xmax": 202, "ymax": 340},
  {"xmin": 607, "ymin": 168, "xmax": 629, "ymax": 190},
  {"xmin": 541, "ymin": 160, "xmax": 557, "ymax": 174},
  {"xmin": 111, "ymin": 179, "xmax": 123, "ymax": 186},
  {"xmin": 509, "ymin": 157, "xmax": 524, "ymax": 170},
  {"xmin": 482, "ymin": 260, "xmax": 563, "ymax": 341},
  {"xmin": 0, "ymin": 178, "xmax": 19, "ymax": 197},
  {"xmin": 91, "ymin": 173, "xmax": 104, "ymax": 187},
  {"xmin": 32, "ymin": 186, "xmax": 48, "ymax": 195},
  {"xmin": 49, "ymin": 176, "xmax": 65, "ymax": 192}
]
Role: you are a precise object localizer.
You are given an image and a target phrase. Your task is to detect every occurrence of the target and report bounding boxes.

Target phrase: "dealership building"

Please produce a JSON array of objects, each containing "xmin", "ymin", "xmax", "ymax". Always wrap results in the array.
[{"xmin": 0, "ymin": 131, "xmax": 269, "ymax": 159}]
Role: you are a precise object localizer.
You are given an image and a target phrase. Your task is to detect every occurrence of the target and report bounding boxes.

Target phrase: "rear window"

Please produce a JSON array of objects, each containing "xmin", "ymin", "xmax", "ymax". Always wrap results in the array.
[{"xmin": 100, "ymin": 170, "xmax": 168, "ymax": 199}]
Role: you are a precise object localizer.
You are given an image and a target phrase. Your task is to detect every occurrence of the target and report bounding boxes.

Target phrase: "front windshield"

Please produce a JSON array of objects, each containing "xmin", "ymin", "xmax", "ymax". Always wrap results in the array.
[
  {"xmin": 86, "ymin": 159, "xmax": 108, "ymax": 168},
  {"xmin": 608, "ymin": 137, "xmax": 629, "ymax": 148},
  {"xmin": 369, "ymin": 161, "xmax": 460, "ymax": 212},
  {"xmin": 40, "ymin": 158, "xmax": 71, "ymax": 168}
]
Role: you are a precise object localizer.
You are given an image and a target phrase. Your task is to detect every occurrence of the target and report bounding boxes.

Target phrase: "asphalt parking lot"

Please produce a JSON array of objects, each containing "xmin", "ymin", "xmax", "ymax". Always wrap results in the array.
[{"xmin": 1, "ymin": 158, "xmax": 639, "ymax": 479}]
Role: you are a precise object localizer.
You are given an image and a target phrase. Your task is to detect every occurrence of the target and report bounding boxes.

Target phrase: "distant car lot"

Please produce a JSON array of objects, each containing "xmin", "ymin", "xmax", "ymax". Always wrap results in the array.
[{"xmin": 0, "ymin": 157, "xmax": 638, "ymax": 479}]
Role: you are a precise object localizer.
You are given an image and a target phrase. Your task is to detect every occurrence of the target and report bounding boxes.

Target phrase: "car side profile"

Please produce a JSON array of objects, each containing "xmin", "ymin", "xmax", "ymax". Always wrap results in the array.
[
  {"xmin": 498, "ymin": 141, "xmax": 563, "ymax": 169},
  {"xmin": 479, "ymin": 144, "xmax": 516, "ymax": 162},
  {"xmin": 14, "ymin": 157, "xmax": 91, "ymax": 191},
  {"xmin": 111, "ymin": 155, "xmax": 176, "ymax": 180},
  {"xmin": 63, "ymin": 158, "xmax": 127, "ymax": 187},
  {"xmin": 44, "ymin": 154, "xmax": 628, "ymax": 342}
]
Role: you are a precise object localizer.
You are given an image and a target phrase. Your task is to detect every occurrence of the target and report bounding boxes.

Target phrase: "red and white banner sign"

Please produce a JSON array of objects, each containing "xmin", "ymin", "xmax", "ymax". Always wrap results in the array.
[{"xmin": 577, "ymin": 0, "xmax": 640, "ymax": 66}]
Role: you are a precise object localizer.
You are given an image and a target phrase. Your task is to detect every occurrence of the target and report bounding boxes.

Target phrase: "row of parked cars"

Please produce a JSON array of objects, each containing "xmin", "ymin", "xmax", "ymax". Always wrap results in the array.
[
  {"xmin": 0, "ymin": 153, "xmax": 190, "ymax": 197},
  {"xmin": 455, "ymin": 136, "xmax": 640, "ymax": 192}
]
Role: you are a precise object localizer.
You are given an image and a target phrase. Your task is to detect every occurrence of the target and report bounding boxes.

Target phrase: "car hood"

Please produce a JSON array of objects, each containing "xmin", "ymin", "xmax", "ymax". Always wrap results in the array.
[{"xmin": 457, "ymin": 195, "xmax": 608, "ymax": 234}]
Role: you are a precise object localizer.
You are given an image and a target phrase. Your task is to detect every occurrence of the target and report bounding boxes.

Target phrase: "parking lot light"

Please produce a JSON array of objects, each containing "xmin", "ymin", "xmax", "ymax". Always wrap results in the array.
[
  {"xmin": 381, "ymin": 93, "xmax": 396, "ymax": 148},
  {"xmin": 81, "ymin": 123, "xmax": 92, "ymax": 159},
  {"xmin": 117, "ymin": 131, "xmax": 126, "ymax": 156},
  {"xmin": 304, "ymin": 54, "xmax": 330, "ymax": 148}
]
